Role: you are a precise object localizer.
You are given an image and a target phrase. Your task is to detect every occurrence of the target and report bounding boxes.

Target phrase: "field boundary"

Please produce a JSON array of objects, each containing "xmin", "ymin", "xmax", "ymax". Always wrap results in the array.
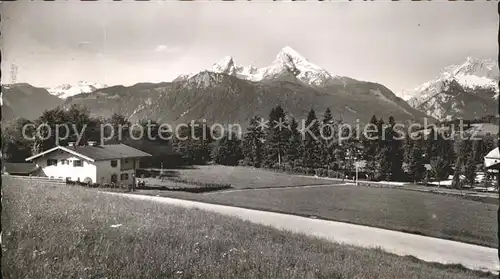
[
  {"xmin": 203, "ymin": 182, "xmax": 353, "ymax": 194},
  {"xmin": 293, "ymin": 174, "xmax": 499, "ymax": 201}
]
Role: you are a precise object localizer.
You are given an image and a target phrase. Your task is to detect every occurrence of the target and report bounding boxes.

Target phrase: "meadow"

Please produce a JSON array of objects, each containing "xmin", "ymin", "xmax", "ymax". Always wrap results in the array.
[
  {"xmin": 2, "ymin": 177, "xmax": 495, "ymax": 279},
  {"xmin": 157, "ymin": 165, "xmax": 333, "ymax": 189},
  {"xmin": 140, "ymin": 165, "xmax": 498, "ymax": 248}
]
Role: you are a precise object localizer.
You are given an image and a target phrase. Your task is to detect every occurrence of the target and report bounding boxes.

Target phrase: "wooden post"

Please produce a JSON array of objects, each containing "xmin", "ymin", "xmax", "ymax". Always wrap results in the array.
[
  {"xmin": 132, "ymin": 159, "xmax": 136, "ymax": 192},
  {"xmin": 356, "ymin": 164, "xmax": 359, "ymax": 186}
]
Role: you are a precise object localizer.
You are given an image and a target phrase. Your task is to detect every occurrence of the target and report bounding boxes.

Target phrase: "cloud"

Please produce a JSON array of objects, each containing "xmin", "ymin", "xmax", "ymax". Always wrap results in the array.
[
  {"xmin": 154, "ymin": 44, "xmax": 179, "ymax": 53},
  {"xmin": 77, "ymin": 41, "xmax": 92, "ymax": 48}
]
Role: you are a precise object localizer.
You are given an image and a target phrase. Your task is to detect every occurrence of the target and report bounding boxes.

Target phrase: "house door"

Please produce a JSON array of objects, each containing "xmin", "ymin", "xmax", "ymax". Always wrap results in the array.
[{"xmin": 111, "ymin": 174, "xmax": 118, "ymax": 184}]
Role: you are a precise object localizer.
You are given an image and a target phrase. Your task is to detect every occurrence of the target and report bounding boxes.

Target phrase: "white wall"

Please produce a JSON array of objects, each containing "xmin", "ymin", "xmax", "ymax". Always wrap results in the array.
[
  {"xmin": 95, "ymin": 159, "xmax": 136, "ymax": 186},
  {"xmin": 120, "ymin": 158, "xmax": 134, "ymax": 170},
  {"xmin": 33, "ymin": 149, "xmax": 142, "ymax": 186},
  {"xmin": 34, "ymin": 149, "xmax": 96, "ymax": 183}
]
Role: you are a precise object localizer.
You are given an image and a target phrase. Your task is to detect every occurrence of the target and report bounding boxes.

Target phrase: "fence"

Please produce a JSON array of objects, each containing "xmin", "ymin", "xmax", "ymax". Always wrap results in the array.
[{"xmin": 3, "ymin": 174, "xmax": 66, "ymax": 185}]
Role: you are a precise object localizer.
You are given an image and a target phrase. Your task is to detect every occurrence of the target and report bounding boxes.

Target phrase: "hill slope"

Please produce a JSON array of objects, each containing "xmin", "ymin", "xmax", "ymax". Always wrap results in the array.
[{"xmin": 2, "ymin": 83, "xmax": 64, "ymax": 121}]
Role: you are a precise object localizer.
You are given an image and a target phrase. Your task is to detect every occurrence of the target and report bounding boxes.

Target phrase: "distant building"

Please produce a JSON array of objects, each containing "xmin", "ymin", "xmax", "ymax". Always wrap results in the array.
[
  {"xmin": 484, "ymin": 147, "xmax": 500, "ymax": 170},
  {"xmin": 25, "ymin": 142, "xmax": 152, "ymax": 185}
]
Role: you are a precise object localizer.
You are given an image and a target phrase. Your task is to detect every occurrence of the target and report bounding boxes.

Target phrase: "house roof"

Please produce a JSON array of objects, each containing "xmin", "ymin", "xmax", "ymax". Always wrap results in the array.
[
  {"xmin": 25, "ymin": 144, "xmax": 152, "ymax": 162},
  {"xmin": 3, "ymin": 162, "xmax": 39, "ymax": 174}
]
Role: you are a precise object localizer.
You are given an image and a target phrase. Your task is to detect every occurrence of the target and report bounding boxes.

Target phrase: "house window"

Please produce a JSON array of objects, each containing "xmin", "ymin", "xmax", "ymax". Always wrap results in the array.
[
  {"xmin": 121, "ymin": 173, "xmax": 129, "ymax": 180},
  {"xmin": 60, "ymin": 159, "xmax": 69, "ymax": 165},
  {"xmin": 111, "ymin": 160, "xmax": 118, "ymax": 167},
  {"xmin": 47, "ymin": 159, "xmax": 57, "ymax": 166},
  {"xmin": 73, "ymin": 160, "xmax": 83, "ymax": 167}
]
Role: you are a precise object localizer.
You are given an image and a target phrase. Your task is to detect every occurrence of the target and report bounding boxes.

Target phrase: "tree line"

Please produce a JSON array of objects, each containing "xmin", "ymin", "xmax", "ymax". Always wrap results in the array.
[
  {"xmin": 224, "ymin": 106, "xmax": 496, "ymax": 189},
  {"xmin": 2, "ymin": 104, "xmax": 496, "ymax": 188}
]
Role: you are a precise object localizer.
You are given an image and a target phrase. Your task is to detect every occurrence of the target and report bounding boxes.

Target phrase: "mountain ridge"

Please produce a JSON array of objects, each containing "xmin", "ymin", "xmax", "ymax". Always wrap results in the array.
[
  {"xmin": 46, "ymin": 81, "xmax": 107, "ymax": 99},
  {"xmin": 402, "ymin": 57, "xmax": 498, "ymax": 121}
]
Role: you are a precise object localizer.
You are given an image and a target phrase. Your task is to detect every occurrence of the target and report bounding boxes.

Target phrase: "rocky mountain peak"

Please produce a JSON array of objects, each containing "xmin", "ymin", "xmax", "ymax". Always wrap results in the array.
[
  {"xmin": 212, "ymin": 56, "xmax": 236, "ymax": 75},
  {"xmin": 177, "ymin": 46, "xmax": 340, "ymax": 87},
  {"xmin": 403, "ymin": 57, "xmax": 498, "ymax": 121}
]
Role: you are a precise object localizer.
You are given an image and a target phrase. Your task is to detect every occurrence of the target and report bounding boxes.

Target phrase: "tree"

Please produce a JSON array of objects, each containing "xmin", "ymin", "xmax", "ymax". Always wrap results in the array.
[
  {"xmin": 263, "ymin": 106, "xmax": 289, "ymax": 167},
  {"xmin": 31, "ymin": 107, "xmax": 67, "ymax": 154},
  {"xmin": 212, "ymin": 132, "xmax": 242, "ymax": 166},
  {"xmin": 463, "ymin": 140, "xmax": 478, "ymax": 187},
  {"xmin": 284, "ymin": 117, "xmax": 302, "ymax": 166},
  {"xmin": 320, "ymin": 108, "xmax": 336, "ymax": 169},
  {"xmin": 375, "ymin": 146, "xmax": 391, "ymax": 181},
  {"xmin": 362, "ymin": 115, "xmax": 380, "ymax": 180},
  {"xmin": 104, "ymin": 113, "xmax": 130, "ymax": 142},
  {"xmin": 404, "ymin": 137, "xmax": 426, "ymax": 183},
  {"xmin": 452, "ymin": 138, "xmax": 472, "ymax": 189},
  {"xmin": 343, "ymin": 127, "xmax": 362, "ymax": 178},
  {"xmin": 373, "ymin": 117, "xmax": 393, "ymax": 181},
  {"xmin": 430, "ymin": 157, "xmax": 449, "ymax": 187},
  {"xmin": 2, "ymin": 118, "xmax": 34, "ymax": 162},
  {"xmin": 424, "ymin": 128, "xmax": 454, "ymax": 180},
  {"xmin": 31, "ymin": 105, "xmax": 101, "ymax": 155},
  {"xmin": 242, "ymin": 117, "xmax": 265, "ymax": 168},
  {"xmin": 172, "ymin": 120, "xmax": 213, "ymax": 165},
  {"xmin": 302, "ymin": 109, "xmax": 321, "ymax": 168},
  {"xmin": 386, "ymin": 116, "xmax": 404, "ymax": 181}
]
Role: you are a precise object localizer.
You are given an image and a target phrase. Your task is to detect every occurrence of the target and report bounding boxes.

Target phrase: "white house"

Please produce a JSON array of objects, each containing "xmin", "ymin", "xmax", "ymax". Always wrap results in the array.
[{"xmin": 25, "ymin": 142, "xmax": 152, "ymax": 185}]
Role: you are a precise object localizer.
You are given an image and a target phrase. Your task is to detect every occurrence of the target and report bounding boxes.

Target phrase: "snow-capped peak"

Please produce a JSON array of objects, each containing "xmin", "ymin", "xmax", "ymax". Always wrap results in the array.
[
  {"xmin": 264, "ymin": 46, "xmax": 338, "ymax": 86},
  {"xmin": 277, "ymin": 46, "xmax": 308, "ymax": 63},
  {"xmin": 176, "ymin": 46, "xmax": 341, "ymax": 87},
  {"xmin": 401, "ymin": 57, "xmax": 498, "ymax": 120},
  {"xmin": 401, "ymin": 57, "xmax": 498, "ymax": 101},
  {"xmin": 450, "ymin": 57, "xmax": 498, "ymax": 79},
  {"xmin": 47, "ymin": 81, "xmax": 107, "ymax": 99},
  {"xmin": 212, "ymin": 56, "xmax": 236, "ymax": 75}
]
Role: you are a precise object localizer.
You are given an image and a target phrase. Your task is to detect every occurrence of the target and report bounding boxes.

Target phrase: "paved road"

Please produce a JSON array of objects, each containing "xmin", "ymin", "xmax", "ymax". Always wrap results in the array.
[{"xmin": 108, "ymin": 192, "xmax": 499, "ymax": 273}]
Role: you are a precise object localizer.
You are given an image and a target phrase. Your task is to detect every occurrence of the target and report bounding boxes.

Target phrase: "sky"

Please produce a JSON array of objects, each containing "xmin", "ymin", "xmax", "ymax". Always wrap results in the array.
[{"xmin": 1, "ymin": 1, "xmax": 497, "ymax": 94}]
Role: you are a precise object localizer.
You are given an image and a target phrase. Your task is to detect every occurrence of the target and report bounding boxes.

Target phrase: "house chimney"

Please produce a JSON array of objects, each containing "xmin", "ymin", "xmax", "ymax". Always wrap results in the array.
[
  {"xmin": 88, "ymin": 141, "xmax": 97, "ymax": 146},
  {"xmin": 68, "ymin": 142, "xmax": 75, "ymax": 147}
]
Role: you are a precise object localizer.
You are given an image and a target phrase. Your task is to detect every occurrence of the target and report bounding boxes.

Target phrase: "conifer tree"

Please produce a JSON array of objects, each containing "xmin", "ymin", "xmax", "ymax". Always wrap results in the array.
[
  {"xmin": 263, "ymin": 106, "xmax": 289, "ymax": 167},
  {"xmin": 320, "ymin": 108, "xmax": 335, "ymax": 169},
  {"xmin": 285, "ymin": 117, "xmax": 302, "ymax": 166},
  {"xmin": 387, "ymin": 116, "xmax": 404, "ymax": 181},
  {"xmin": 302, "ymin": 109, "xmax": 321, "ymax": 168},
  {"xmin": 212, "ymin": 132, "xmax": 242, "ymax": 166},
  {"xmin": 404, "ymin": 137, "xmax": 426, "ymax": 183},
  {"xmin": 463, "ymin": 139, "xmax": 478, "ymax": 187},
  {"xmin": 242, "ymin": 116, "xmax": 265, "ymax": 168},
  {"xmin": 362, "ymin": 115, "xmax": 380, "ymax": 180},
  {"xmin": 452, "ymin": 138, "xmax": 472, "ymax": 189}
]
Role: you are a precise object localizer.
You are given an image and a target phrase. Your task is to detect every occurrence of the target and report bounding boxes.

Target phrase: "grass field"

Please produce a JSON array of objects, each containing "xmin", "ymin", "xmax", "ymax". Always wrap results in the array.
[
  {"xmin": 139, "ymin": 166, "xmax": 498, "ymax": 248},
  {"xmin": 2, "ymin": 177, "xmax": 495, "ymax": 279},
  {"xmin": 164, "ymin": 165, "xmax": 333, "ymax": 189}
]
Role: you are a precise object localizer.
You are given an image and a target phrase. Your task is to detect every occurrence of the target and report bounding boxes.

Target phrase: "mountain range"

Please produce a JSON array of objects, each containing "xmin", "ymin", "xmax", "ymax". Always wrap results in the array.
[
  {"xmin": 2, "ymin": 83, "xmax": 64, "ymax": 121},
  {"xmin": 3, "ymin": 47, "xmax": 496, "ymax": 127},
  {"xmin": 46, "ymin": 81, "xmax": 107, "ymax": 99},
  {"xmin": 62, "ymin": 46, "xmax": 429, "ymax": 126},
  {"xmin": 401, "ymin": 57, "xmax": 498, "ymax": 121}
]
